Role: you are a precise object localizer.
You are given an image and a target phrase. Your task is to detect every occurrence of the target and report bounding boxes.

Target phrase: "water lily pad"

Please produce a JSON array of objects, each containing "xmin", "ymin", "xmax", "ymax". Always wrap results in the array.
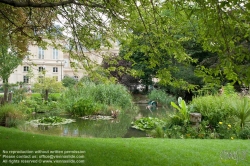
[{"xmin": 27, "ymin": 118, "xmax": 75, "ymax": 126}]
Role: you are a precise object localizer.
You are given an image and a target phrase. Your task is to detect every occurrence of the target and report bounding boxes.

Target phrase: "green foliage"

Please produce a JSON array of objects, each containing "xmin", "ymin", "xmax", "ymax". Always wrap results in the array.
[
  {"xmin": 223, "ymin": 83, "xmax": 237, "ymax": 96},
  {"xmin": 12, "ymin": 87, "xmax": 26, "ymax": 104},
  {"xmin": 164, "ymin": 125, "xmax": 184, "ymax": 139},
  {"xmin": 48, "ymin": 93, "xmax": 61, "ymax": 101},
  {"xmin": 17, "ymin": 94, "xmax": 62, "ymax": 114},
  {"xmin": 0, "ymin": 40, "xmax": 22, "ymax": 83},
  {"xmin": 72, "ymin": 98, "xmax": 101, "ymax": 116},
  {"xmin": 231, "ymin": 97, "xmax": 250, "ymax": 128},
  {"xmin": 38, "ymin": 116, "xmax": 65, "ymax": 124},
  {"xmin": 217, "ymin": 121, "xmax": 236, "ymax": 139},
  {"xmin": 33, "ymin": 77, "xmax": 65, "ymax": 101},
  {"xmin": 62, "ymin": 76, "xmax": 77, "ymax": 87},
  {"xmin": 0, "ymin": 104, "xmax": 25, "ymax": 127},
  {"xmin": 190, "ymin": 95, "xmax": 235, "ymax": 128},
  {"xmin": 149, "ymin": 126, "xmax": 165, "ymax": 138},
  {"xmin": 91, "ymin": 83, "xmax": 133, "ymax": 110},
  {"xmin": 238, "ymin": 127, "xmax": 250, "ymax": 139},
  {"xmin": 60, "ymin": 80, "xmax": 135, "ymax": 116},
  {"xmin": 148, "ymin": 89, "xmax": 176, "ymax": 107},
  {"xmin": 131, "ymin": 117, "xmax": 165, "ymax": 131},
  {"xmin": 171, "ymin": 97, "xmax": 189, "ymax": 124}
]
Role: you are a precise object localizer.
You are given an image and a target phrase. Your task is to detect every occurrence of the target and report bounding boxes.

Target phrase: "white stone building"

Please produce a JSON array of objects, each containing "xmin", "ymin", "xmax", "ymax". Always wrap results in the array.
[{"xmin": 4, "ymin": 41, "xmax": 119, "ymax": 85}]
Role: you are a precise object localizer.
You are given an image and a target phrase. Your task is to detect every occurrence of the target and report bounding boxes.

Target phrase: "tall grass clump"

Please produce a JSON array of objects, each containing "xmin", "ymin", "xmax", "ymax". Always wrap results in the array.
[
  {"xmin": 231, "ymin": 97, "xmax": 250, "ymax": 128},
  {"xmin": 60, "ymin": 80, "xmax": 135, "ymax": 116},
  {"xmin": 0, "ymin": 104, "xmax": 26, "ymax": 127},
  {"xmin": 190, "ymin": 95, "xmax": 235, "ymax": 128},
  {"xmin": 190, "ymin": 84, "xmax": 240, "ymax": 128},
  {"xmin": 148, "ymin": 89, "xmax": 176, "ymax": 107}
]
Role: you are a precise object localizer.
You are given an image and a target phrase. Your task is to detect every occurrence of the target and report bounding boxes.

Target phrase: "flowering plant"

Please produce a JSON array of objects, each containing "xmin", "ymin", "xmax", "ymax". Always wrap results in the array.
[{"xmin": 217, "ymin": 121, "xmax": 236, "ymax": 139}]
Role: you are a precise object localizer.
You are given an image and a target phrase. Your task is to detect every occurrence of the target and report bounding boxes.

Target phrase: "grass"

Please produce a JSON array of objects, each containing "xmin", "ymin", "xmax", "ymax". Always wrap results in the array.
[{"xmin": 0, "ymin": 127, "xmax": 249, "ymax": 166}]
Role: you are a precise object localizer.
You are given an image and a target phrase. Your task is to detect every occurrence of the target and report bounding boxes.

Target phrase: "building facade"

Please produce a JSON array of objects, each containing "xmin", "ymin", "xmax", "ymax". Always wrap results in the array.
[{"xmin": 5, "ymin": 41, "xmax": 119, "ymax": 85}]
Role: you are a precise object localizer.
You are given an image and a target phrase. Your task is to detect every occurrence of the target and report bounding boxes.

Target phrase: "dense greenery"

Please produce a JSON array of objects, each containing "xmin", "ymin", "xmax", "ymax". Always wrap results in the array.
[
  {"xmin": 61, "ymin": 76, "xmax": 77, "ymax": 88},
  {"xmin": 0, "ymin": 104, "xmax": 25, "ymax": 127},
  {"xmin": 0, "ymin": 1, "xmax": 249, "ymax": 91},
  {"xmin": 60, "ymin": 79, "xmax": 136, "ymax": 116},
  {"xmin": 147, "ymin": 89, "xmax": 176, "ymax": 108},
  {"xmin": 33, "ymin": 76, "xmax": 65, "ymax": 101},
  {"xmin": 131, "ymin": 117, "xmax": 165, "ymax": 131},
  {"xmin": 132, "ymin": 85, "xmax": 250, "ymax": 139}
]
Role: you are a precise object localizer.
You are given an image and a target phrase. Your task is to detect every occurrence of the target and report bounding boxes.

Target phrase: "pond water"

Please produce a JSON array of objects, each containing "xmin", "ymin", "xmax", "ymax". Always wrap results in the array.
[{"xmin": 19, "ymin": 103, "xmax": 169, "ymax": 138}]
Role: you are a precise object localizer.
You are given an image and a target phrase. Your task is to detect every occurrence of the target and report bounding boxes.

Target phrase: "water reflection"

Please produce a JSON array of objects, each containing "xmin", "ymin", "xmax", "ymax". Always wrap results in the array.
[{"xmin": 20, "ymin": 103, "xmax": 170, "ymax": 138}]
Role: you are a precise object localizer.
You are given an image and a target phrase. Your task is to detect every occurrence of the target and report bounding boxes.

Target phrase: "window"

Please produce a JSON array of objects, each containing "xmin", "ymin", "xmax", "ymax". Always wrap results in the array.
[
  {"xmin": 23, "ymin": 76, "xmax": 29, "ymax": 83},
  {"xmin": 74, "ymin": 76, "xmax": 79, "ymax": 81},
  {"xmin": 53, "ymin": 48, "xmax": 58, "ymax": 59},
  {"xmin": 38, "ymin": 47, "xmax": 44, "ymax": 59},
  {"xmin": 53, "ymin": 76, "xmax": 58, "ymax": 81},
  {"xmin": 23, "ymin": 66, "xmax": 29, "ymax": 72},
  {"xmin": 53, "ymin": 67, "xmax": 58, "ymax": 72},
  {"xmin": 38, "ymin": 67, "xmax": 45, "ymax": 72}
]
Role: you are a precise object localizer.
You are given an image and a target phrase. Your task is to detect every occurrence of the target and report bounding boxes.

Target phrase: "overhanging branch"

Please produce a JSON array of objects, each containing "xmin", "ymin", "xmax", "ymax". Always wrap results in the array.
[
  {"xmin": 0, "ymin": 0, "xmax": 104, "ymax": 8},
  {"xmin": 0, "ymin": 0, "xmax": 76, "ymax": 7}
]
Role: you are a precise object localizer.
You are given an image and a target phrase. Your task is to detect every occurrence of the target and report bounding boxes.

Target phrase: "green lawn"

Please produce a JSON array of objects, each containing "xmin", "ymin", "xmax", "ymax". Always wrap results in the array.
[{"xmin": 0, "ymin": 127, "xmax": 249, "ymax": 166}]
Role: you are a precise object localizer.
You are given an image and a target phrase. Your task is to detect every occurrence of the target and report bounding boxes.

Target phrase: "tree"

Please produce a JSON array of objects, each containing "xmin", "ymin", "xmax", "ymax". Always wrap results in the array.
[
  {"xmin": 102, "ymin": 54, "xmax": 140, "ymax": 90},
  {"xmin": 119, "ymin": 1, "xmax": 250, "ymax": 89},
  {"xmin": 0, "ymin": 0, "xmax": 250, "ymax": 89},
  {"xmin": 0, "ymin": 33, "xmax": 22, "ymax": 103},
  {"xmin": 33, "ymin": 77, "xmax": 65, "ymax": 101}
]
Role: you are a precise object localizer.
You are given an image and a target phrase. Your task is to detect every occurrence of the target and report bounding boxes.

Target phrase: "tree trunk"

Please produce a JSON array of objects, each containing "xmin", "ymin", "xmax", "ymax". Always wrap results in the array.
[
  {"xmin": 3, "ymin": 83, "xmax": 8, "ymax": 104},
  {"xmin": 8, "ymin": 91, "xmax": 13, "ymax": 103},
  {"xmin": 44, "ymin": 89, "xmax": 49, "ymax": 101}
]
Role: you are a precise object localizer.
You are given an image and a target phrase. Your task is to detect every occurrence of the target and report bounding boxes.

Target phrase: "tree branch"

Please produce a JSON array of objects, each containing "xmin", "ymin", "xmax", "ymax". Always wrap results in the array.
[
  {"xmin": 0, "ymin": 0, "xmax": 75, "ymax": 7},
  {"xmin": 0, "ymin": 0, "xmax": 105, "ymax": 8}
]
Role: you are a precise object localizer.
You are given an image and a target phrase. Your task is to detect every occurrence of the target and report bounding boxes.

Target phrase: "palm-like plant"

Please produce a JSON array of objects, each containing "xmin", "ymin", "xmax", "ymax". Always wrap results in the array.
[{"xmin": 231, "ymin": 97, "xmax": 250, "ymax": 128}]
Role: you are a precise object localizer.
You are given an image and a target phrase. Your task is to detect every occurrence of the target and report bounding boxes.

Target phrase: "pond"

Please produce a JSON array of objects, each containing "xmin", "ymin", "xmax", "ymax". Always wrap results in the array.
[{"xmin": 19, "ymin": 103, "xmax": 169, "ymax": 138}]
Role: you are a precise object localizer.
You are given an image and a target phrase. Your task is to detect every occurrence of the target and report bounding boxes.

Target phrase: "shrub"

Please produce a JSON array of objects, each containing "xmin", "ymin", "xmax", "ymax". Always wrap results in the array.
[
  {"xmin": 71, "ymin": 98, "xmax": 102, "ymax": 116},
  {"xmin": 60, "ymin": 80, "xmax": 136, "ymax": 116},
  {"xmin": 238, "ymin": 127, "xmax": 250, "ymax": 139},
  {"xmin": 149, "ymin": 126, "xmax": 165, "ymax": 138},
  {"xmin": 62, "ymin": 76, "xmax": 77, "ymax": 87},
  {"xmin": 216, "ymin": 121, "xmax": 237, "ymax": 139},
  {"xmin": 223, "ymin": 83, "xmax": 237, "ymax": 96},
  {"xmin": 190, "ymin": 95, "xmax": 235, "ymax": 128},
  {"xmin": 48, "ymin": 93, "xmax": 61, "ymax": 101},
  {"xmin": 12, "ymin": 87, "xmax": 26, "ymax": 103},
  {"xmin": 0, "ymin": 104, "xmax": 25, "ymax": 127}
]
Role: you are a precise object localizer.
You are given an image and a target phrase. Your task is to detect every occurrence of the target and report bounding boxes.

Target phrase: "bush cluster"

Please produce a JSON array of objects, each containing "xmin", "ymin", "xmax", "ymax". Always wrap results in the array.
[
  {"xmin": 0, "ymin": 104, "xmax": 25, "ymax": 127},
  {"xmin": 134, "ymin": 84, "xmax": 250, "ymax": 139},
  {"xmin": 60, "ymin": 80, "xmax": 135, "ymax": 116}
]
